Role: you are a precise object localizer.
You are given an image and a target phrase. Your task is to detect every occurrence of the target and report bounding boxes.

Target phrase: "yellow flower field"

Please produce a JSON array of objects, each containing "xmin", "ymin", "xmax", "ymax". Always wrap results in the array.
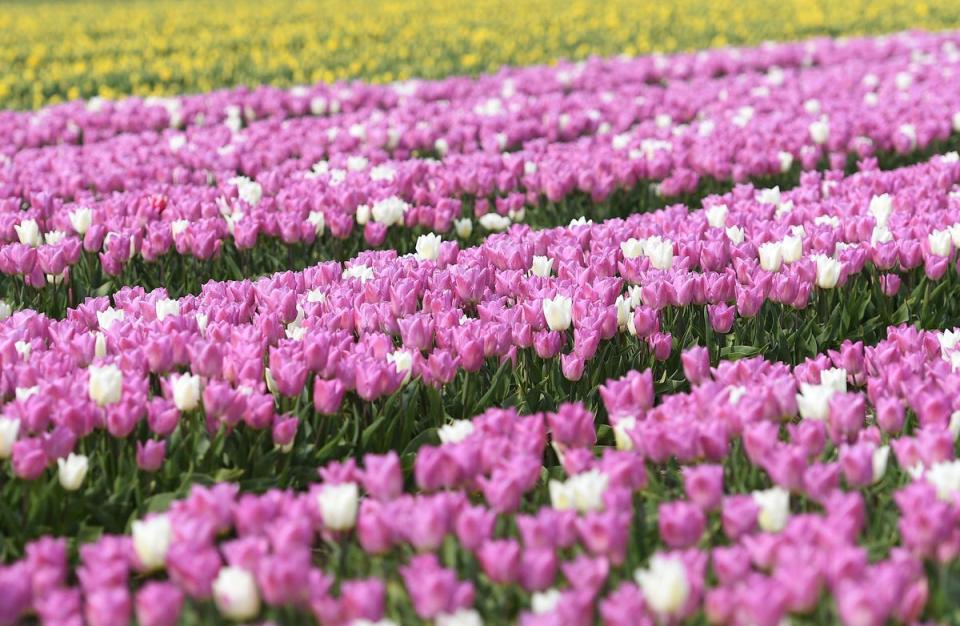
[{"xmin": 1, "ymin": 0, "xmax": 958, "ymax": 109}]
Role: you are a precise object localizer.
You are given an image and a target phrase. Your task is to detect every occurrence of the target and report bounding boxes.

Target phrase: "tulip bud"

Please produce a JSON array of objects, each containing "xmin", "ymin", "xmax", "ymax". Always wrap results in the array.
[
  {"xmin": 136, "ymin": 440, "xmax": 167, "ymax": 472},
  {"xmin": 0, "ymin": 417, "xmax": 19, "ymax": 459},
  {"xmin": 88, "ymin": 364, "xmax": 123, "ymax": 406},
  {"xmin": 317, "ymin": 482, "xmax": 359, "ymax": 531},
  {"xmin": 809, "ymin": 117, "xmax": 829, "ymax": 145},
  {"xmin": 415, "ymin": 233, "xmax": 443, "ymax": 262},
  {"xmin": 453, "ymin": 218, "xmax": 473, "ymax": 239},
  {"xmin": 542, "ymin": 295, "xmax": 573, "ymax": 332},
  {"xmin": 132, "ymin": 515, "xmax": 172, "ymax": 571},
  {"xmin": 69, "ymin": 207, "xmax": 93, "ymax": 235},
  {"xmin": 811, "ymin": 254, "xmax": 841, "ymax": 289},
  {"xmin": 530, "ymin": 255, "xmax": 554, "ymax": 277},
  {"xmin": 15, "ymin": 219, "xmax": 41, "ymax": 247},
  {"xmin": 212, "ymin": 566, "xmax": 260, "ymax": 621},
  {"xmin": 171, "ymin": 373, "xmax": 201, "ymax": 411},
  {"xmin": 155, "ymin": 298, "xmax": 180, "ymax": 321},
  {"xmin": 307, "ymin": 211, "xmax": 325, "ymax": 235},
  {"xmin": 57, "ymin": 453, "xmax": 88, "ymax": 491},
  {"xmin": 752, "ymin": 487, "xmax": 790, "ymax": 532},
  {"xmin": 634, "ymin": 554, "xmax": 690, "ymax": 618}
]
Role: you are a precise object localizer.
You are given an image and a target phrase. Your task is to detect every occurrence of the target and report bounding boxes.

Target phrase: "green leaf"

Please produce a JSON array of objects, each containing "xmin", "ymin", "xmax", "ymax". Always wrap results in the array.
[
  {"xmin": 213, "ymin": 467, "xmax": 245, "ymax": 482},
  {"xmin": 144, "ymin": 491, "xmax": 178, "ymax": 514}
]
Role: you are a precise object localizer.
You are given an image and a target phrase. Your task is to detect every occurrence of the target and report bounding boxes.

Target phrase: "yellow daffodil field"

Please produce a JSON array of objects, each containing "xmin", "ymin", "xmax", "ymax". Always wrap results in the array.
[{"xmin": 1, "ymin": 0, "xmax": 958, "ymax": 108}]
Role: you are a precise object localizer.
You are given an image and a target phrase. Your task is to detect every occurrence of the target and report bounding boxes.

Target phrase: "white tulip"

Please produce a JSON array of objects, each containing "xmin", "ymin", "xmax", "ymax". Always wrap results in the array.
[
  {"xmin": 725, "ymin": 226, "xmax": 745, "ymax": 244},
  {"xmin": 196, "ymin": 313, "xmax": 209, "ymax": 336},
  {"xmin": 438, "ymin": 419, "xmax": 474, "ymax": 445},
  {"xmin": 0, "ymin": 417, "xmax": 20, "ymax": 459},
  {"xmin": 57, "ymin": 453, "xmax": 89, "ymax": 491},
  {"xmin": 530, "ymin": 256, "xmax": 554, "ymax": 278},
  {"xmin": 14, "ymin": 340, "xmax": 30, "ymax": 360},
  {"xmin": 171, "ymin": 373, "xmax": 201, "ymax": 411},
  {"xmin": 752, "ymin": 487, "xmax": 790, "ymax": 532},
  {"xmin": 264, "ymin": 367, "xmax": 277, "ymax": 394},
  {"xmin": 171, "ymin": 219, "xmax": 189, "ymax": 237},
  {"xmin": 386, "ymin": 350, "xmax": 414, "ymax": 383},
  {"xmin": 132, "ymin": 515, "xmax": 173, "ymax": 571},
  {"xmin": 895, "ymin": 71, "xmax": 913, "ymax": 91},
  {"xmin": 307, "ymin": 211, "xmax": 325, "ymax": 235},
  {"xmin": 645, "ymin": 236, "xmax": 674, "ymax": 270},
  {"xmin": 371, "ymin": 197, "xmax": 409, "ymax": 227},
  {"xmin": 756, "ymin": 187, "xmax": 781, "ymax": 206},
  {"xmin": 927, "ymin": 460, "xmax": 960, "ymax": 501},
  {"xmin": 872, "ymin": 446, "xmax": 890, "ymax": 483},
  {"xmin": 780, "ymin": 235, "xmax": 803, "ymax": 264},
  {"xmin": 871, "ymin": 225, "xmax": 893, "ymax": 245},
  {"xmin": 15, "ymin": 219, "xmax": 41, "ymax": 247},
  {"xmin": 531, "ymin": 589, "xmax": 562, "ymax": 614},
  {"xmin": 634, "ymin": 554, "xmax": 690, "ymax": 617},
  {"xmin": 705, "ymin": 204, "xmax": 728, "ymax": 228},
  {"xmin": 796, "ymin": 383, "xmax": 834, "ymax": 421},
  {"xmin": 370, "ymin": 165, "xmax": 396, "ymax": 182},
  {"xmin": 229, "ymin": 176, "xmax": 262, "ymax": 207},
  {"xmin": 317, "ymin": 482, "xmax": 359, "ymax": 531},
  {"xmin": 809, "ymin": 117, "xmax": 830, "ymax": 145},
  {"xmin": 899, "ymin": 124, "xmax": 917, "ymax": 150},
  {"xmin": 615, "ymin": 295, "xmax": 631, "ymax": 330},
  {"xmin": 620, "ymin": 238, "xmax": 645, "ymax": 259},
  {"xmin": 453, "ymin": 218, "xmax": 473, "ymax": 239},
  {"xmin": 613, "ymin": 416, "xmax": 636, "ymax": 451},
  {"xmin": 550, "ymin": 469, "xmax": 608, "ymax": 513},
  {"xmin": 436, "ymin": 609, "xmax": 483, "ymax": 626},
  {"xmin": 155, "ymin": 298, "xmax": 180, "ymax": 321},
  {"xmin": 415, "ymin": 233, "xmax": 443, "ymax": 262},
  {"xmin": 15, "ymin": 386, "xmax": 38, "ymax": 401},
  {"xmin": 777, "ymin": 151, "xmax": 794, "ymax": 173},
  {"xmin": 812, "ymin": 254, "xmax": 842, "ymax": 289},
  {"xmin": 89, "ymin": 332, "xmax": 105, "ymax": 360},
  {"xmin": 758, "ymin": 242, "xmax": 783, "ymax": 272},
  {"xmin": 168, "ymin": 135, "xmax": 186, "ymax": 151},
  {"xmin": 542, "ymin": 295, "xmax": 573, "ymax": 332},
  {"xmin": 41, "ymin": 230, "xmax": 65, "ymax": 247},
  {"xmin": 310, "ymin": 96, "xmax": 328, "ymax": 115},
  {"xmin": 0, "ymin": 300, "xmax": 11, "ymax": 321},
  {"xmin": 819, "ymin": 367, "xmax": 848, "ymax": 393},
  {"xmin": 950, "ymin": 411, "xmax": 960, "ymax": 439},
  {"xmin": 342, "ymin": 264, "xmax": 374, "ymax": 283},
  {"xmin": 803, "ymin": 99, "xmax": 821, "ymax": 115},
  {"xmin": 478, "ymin": 213, "xmax": 511, "ymax": 232},
  {"xmin": 869, "ymin": 194, "xmax": 893, "ymax": 228},
  {"xmin": 728, "ymin": 386, "xmax": 747, "ymax": 406},
  {"xmin": 71, "ymin": 208, "xmax": 95, "ymax": 237},
  {"xmin": 929, "ymin": 229, "xmax": 952, "ymax": 257},
  {"xmin": 355, "ymin": 204, "xmax": 371, "ymax": 225},
  {"xmin": 346, "ymin": 155, "xmax": 368, "ymax": 171},
  {"xmin": 213, "ymin": 566, "xmax": 261, "ymax": 621},
  {"xmin": 954, "ymin": 111, "xmax": 960, "ymax": 133},
  {"xmin": 88, "ymin": 364, "xmax": 123, "ymax": 406}
]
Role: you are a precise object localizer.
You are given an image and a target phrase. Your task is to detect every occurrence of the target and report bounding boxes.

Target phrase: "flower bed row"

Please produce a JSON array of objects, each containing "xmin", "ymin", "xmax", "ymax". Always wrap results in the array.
[
  {"xmin": 4, "ymin": 0, "xmax": 960, "ymax": 111},
  {"xmin": 4, "ymin": 34, "xmax": 960, "ymax": 311},
  {"xmin": 1, "ymin": 322, "xmax": 959, "ymax": 625},
  {"xmin": 7, "ymin": 31, "xmax": 946, "ymax": 153},
  {"xmin": 1, "ymin": 157, "xmax": 960, "ymax": 549}
]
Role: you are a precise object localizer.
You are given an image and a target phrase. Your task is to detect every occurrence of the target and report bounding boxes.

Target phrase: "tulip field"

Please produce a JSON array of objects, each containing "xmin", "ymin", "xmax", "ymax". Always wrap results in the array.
[{"xmin": 6, "ymin": 3, "xmax": 960, "ymax": 626}]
